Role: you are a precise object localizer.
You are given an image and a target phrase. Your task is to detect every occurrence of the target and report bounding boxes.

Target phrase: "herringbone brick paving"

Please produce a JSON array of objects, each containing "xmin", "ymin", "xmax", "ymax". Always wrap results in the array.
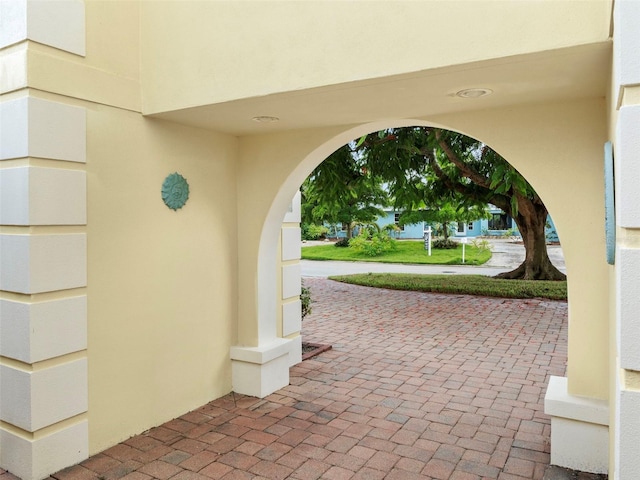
[{"xmin": 4, "ymin": 278, "xmax": 568, "ymax": 480}]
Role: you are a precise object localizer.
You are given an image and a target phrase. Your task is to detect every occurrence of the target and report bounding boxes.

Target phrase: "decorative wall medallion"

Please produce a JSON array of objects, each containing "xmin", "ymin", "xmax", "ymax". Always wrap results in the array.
[
  {"xmin": 162, "ymin": 172, "xmax": 190, "ymax": 211},
  {"xmin": 604, "ymin": 141, "xmax": 615, "ymax": 265}
]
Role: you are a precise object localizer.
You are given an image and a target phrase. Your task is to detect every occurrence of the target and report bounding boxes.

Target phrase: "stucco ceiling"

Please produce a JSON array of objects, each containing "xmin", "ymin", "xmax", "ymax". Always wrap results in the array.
[{"xmin": 149, "ymin": 41, "xmax": 611, "ymax": 136}]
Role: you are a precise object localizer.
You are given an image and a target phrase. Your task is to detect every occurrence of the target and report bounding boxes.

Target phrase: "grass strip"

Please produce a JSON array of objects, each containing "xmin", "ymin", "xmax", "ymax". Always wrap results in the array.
[
  {"xmin": 328, "ymin": 273, "xmax": 567, "ymax": 301},
  {"xmin": 302, "ymin": 241, "xmax": 491, "ymax": 265}
]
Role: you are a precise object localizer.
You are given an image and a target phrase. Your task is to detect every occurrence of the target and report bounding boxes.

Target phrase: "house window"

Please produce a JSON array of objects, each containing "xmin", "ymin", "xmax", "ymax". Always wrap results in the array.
[
  {"xmin": 457, "ymin": 222, "xmax": 465, "ymax": 233},
  {"xmin": 488, "ymin": 213, "xmax": 511, "ymax": 231},
  {"xmin": 394, "ymin": 213, "xmax": 405, "ymax": 231},
  {"xmin": 468, "ymin": 222, "xmax": 474, "ymax": 230}
]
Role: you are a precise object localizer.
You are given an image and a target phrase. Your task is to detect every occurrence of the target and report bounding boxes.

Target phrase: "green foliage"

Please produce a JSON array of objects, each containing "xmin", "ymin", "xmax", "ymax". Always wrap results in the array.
[
  {"xmin": 382, "ymin": 223, "xmax": 402, "ymax": 238},
  {"xmin": 348, "ymin": 230, "xmax": 397, "ymax": 257},
  {"xmin": 301, "ymin": 125, "xmax": 561, "ymax": 280},
  {"xmin": 334, "ymin": 238, "xmax": 350, "ymax": 247},
  {"xmin": 545, "ymin": 221, "xmax": 559, "ymax": 243},
  {"xmin": 471, "ymin": 238, "xmax": 493, "ymax": 252},
  {"xmin": 427, "ymin": 221, "xmax": 458, "ymax": 240},
  {"xmin": 301, "ymin": 282, "xmax": 312, "ymax": 320},
  {"xmin": 301, "ymin": 146, "xmax": 389, "ymax": 237},
  {"xmin": 432, "ymin": 237, "xmax": 458, "ymax": 249},
  {"xmin": 358, "ymin": 126, "xmax": 538, "ymax": 219},
  {"xmin": 399, "ymin": 205, "xmax": 488, "ymax": 240},
  {"xmin": 353, "ymin": 127, "xmax": 569, "ymax": 280},
  {"xmin": 502, "ymin": 228, "xmax": 521, "ymax": 240},
  {"xmin": 329, "ymin": 273, "xmax": 567, "ymax": 301},
  {"xmin": 301, "ymin": 223, "xmax": 328, "ymax": 241}
]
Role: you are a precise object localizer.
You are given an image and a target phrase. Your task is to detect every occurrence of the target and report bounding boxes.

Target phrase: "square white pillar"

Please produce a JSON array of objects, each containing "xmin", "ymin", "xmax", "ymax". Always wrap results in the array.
[
  {"xmin": 281, "ymin": 226, "xmax": 301, "ymax": 261},
  {"xmin": 0, "ymin": 167, "xmax": 86, "ymax": 226},
  {"xmin": 283, "ymin": 191, "xmax": 301, "ymax": 223},
  {"xmin": 0, "ymin": 421, "xmax": 88, "ymax": 480},
  {"xmin": 0, "ymin": 296, "xmax": 87, "ymax": 363},
  {"xmin": 282, "ymin": 263, "xmax": 301, "ymax": 300},
  {"xmin": 0, "ymin": 96, "xmax": 86, "ymax": 163},
  {"xmin": 282, "ymin": 300, "xmax": 302, "ymax": 337},
  {"xmin": 545, "ymin": 376, "xmax": 609, "ymax": 474},
  {"xmin": 230, "ymin": 338, "xmax": 293, "ymax": 398},
  {"xmin": 0, "ymin": 0, "xmax": 85, "ymax": 56},
  {"xmin": 0, "ymin": 234, "xmax": 87, "ymax": 294},
  {"xmin": 1, "ymin": 359, "xmax": 88, "ymax": 432},
  {"xmin": 616, "ymin": 106, "xmax": 640, "ymax": 228}
]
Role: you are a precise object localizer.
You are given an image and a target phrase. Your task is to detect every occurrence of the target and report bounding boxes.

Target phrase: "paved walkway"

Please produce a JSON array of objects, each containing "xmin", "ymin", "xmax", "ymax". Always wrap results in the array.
[{"xmin": 19, "ymin": 278, "xmax": 567, "ymax": 480}]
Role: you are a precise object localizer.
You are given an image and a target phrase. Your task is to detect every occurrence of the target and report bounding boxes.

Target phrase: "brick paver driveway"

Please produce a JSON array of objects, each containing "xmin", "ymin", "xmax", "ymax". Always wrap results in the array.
[{"xmin": 46, "ymin": 278, "xmax": 567, "ymax": 480}]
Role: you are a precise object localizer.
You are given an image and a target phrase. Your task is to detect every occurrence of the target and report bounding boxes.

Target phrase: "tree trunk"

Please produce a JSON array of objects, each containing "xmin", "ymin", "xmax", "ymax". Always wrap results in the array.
[{"xmin": 494, "ymin": 198, "xmax": 566, "ymax": 281}]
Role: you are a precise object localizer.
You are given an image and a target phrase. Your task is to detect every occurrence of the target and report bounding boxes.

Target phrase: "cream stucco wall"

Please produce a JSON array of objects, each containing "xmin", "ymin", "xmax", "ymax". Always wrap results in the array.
[
  {"xmin": 1, "ymin": 0, "xmax": 241, "ymax": 455},
  {"xmin": 140, "ymin": 0, "xmax": 611, "ymax": 115},
  {"xmin": 1, "ymin": 0, "xmax": 621, "ymax": 476},
  {"xmin": 86, "ymin": 106, "xmax": 238, "ymax": 453},
  {"xmin": 23, "ymin": 1, "xmax": 140, "ymax": 112},
  {"xmin": 433, "ymin": 99, "xmax": 610, "ymax": 399}
]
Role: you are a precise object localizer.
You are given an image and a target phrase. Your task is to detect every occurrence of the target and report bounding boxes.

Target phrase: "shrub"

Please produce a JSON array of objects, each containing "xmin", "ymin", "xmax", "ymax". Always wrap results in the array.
[
  {"xmin": 349, "ymin": 231, "xmax": 397, "ymax": 256},
  {"xmin": 301, "ymin": 282, "xmax": 312, "ymax": 319},
  {"xmin": 383, "ymin": 223, "xmax": 402, "ymax": 238},
  {"xmin": 334, "ymin": 238, "xmax": 350, "ymax": 247},
  {"xmin": 502, "ymin": 228, "xmax": 522, "ymax": 241},
  {"xmin": 302, "ymin": 223, "xmax": 328, "ymax": 241},
  {"xmin": 432, "ymin": 237, "xmax": 458, "ymax": 249}
]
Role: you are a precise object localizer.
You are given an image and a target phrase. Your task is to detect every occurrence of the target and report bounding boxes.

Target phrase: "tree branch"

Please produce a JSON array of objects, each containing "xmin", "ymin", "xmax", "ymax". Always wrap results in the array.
[
  {"xmin": 434, "ymin": 129, "xmax": 491, "ymax": 189},
  {"xmin": 427, "ymin": 150, "xmax": 476, "ymax": 197}
]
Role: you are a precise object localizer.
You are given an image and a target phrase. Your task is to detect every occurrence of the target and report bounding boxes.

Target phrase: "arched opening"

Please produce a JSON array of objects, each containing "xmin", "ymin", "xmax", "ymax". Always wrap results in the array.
[
  {"xmin": 232, "ymin": 102, "xmax": 609, "ymax": 471},
  {"xmin": 268, "ymin": 123, "xmax": 569, "ymax": 475},
  {"xmin": 258, "ymin": 120, "xmax": 567, "ymax": 349}
]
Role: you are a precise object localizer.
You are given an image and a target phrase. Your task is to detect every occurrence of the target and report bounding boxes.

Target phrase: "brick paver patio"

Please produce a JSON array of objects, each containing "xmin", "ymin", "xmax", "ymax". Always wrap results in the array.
[{"xmin": 6, "ymin": 278, "xmax": 568, "ymax": 480}]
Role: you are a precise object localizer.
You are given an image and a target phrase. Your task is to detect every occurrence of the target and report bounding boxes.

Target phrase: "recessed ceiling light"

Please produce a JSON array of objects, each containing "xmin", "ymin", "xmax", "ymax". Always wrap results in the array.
[
  {"xmin": 252, "ymin": 115, "xmax": 280, "ymax": 123},
  {"xmin": 455, "ymin": 88, "xmax": 493, "ymax": 98}
]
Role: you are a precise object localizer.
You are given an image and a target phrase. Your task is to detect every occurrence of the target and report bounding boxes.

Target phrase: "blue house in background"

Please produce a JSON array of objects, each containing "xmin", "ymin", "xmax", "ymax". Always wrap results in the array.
[
  {"xmin": 374, "ymin": 206, "xmax": 518, "ymax": 239},
  {"xmin": 335, "ymin": 205, "xmax": 559, "ymax": 243}
]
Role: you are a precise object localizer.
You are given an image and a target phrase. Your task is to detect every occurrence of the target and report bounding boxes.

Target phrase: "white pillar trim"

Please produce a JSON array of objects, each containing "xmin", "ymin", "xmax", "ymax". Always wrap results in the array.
[
  {"xmin": 545, "ymin": 376, "xmax": 609, "ymax": 474},
  {"xmin": 0, "ymin": 91, "xmax": 88, "ymax": 480},
  {"xmin": 230, "ymin": 338, "xmax": 293, "ymax": 398},
  {"xmin": 0, "ymin": 0, "xmax": 85, "ymax": 56}
]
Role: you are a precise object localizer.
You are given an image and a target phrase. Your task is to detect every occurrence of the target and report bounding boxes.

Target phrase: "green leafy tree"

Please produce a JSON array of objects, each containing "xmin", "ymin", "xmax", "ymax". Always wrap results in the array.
[
  {"xmin": 359, "ymin": 127, "xmax": 565, "ymax": 281},
  {"xmin": 301, "ymin": 145, "xmax": 388, "ymax": 238},
  {"xmin": 398, "ymin": 203, "xmax": 489, "ymax": 241}
]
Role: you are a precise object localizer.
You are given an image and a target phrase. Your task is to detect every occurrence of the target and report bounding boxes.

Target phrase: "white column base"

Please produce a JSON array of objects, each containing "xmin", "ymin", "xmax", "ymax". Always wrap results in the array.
[
  {"xmin": 288, "ymin": 334, "xmax": 302, "ymax": 367},
  {"xmin": 544, "ymin": 376, "xmax": 609, "ymax": 474},
  {"xmin": 230, "ymin": 338, "xmax": 293, "ymax": 398},
  {"xmin": 0, "ymin": 421, "xmax": 88, "ymax": 480}
]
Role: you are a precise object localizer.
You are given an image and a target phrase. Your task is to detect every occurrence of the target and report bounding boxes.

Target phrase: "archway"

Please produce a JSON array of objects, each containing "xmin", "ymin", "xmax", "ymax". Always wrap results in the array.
[{"xmin": 232, "ymin": 99, "xmax": 609, "ymax": 471}]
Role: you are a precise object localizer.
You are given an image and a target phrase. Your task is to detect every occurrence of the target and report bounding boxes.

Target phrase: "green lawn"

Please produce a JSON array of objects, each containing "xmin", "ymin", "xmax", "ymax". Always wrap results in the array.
[
  {"xmin": 329, "ymin": 273, "xmax": 567, "ymax": 301},
  {"xmin": 301, "ymin": 240, "xmax": 491, "ymax": 265}
]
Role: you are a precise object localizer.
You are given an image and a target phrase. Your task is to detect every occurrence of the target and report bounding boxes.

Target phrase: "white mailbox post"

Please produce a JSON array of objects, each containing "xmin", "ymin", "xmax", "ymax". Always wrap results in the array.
[
  {"xmin": 461, "ymin": 237, "xmax": 468, "ymax": 263},
  {"xmin": 424, "ymin": 227, "xmax": 432, "ymax": 256}
]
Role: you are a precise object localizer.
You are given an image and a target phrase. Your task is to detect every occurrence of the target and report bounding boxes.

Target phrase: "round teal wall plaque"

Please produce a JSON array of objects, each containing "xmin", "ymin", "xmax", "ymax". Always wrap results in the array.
[
  {"xmin": 162, "ymin": 172, "xmax": 189, "ymax": 211},
  {"xmin": 604, "ymin": 141, "xmax": 615, "ymax": 265}
]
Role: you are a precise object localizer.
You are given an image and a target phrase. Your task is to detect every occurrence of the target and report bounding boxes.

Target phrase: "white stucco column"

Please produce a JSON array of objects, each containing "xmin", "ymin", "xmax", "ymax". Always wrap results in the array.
[
  {"xmin": 281, "ymin": 191, "xmax": 303, "ymax": 366},
  {"xmin": 612, "ymin": 2, "xmax": 640, "ymax": 479},
  {"xmin": 0, "ymin": 2, "xmax": 88, "ymax": 478},
  {"xmin": 230, "ymin": 191, "xmax": 302, "ymax": 397}
]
